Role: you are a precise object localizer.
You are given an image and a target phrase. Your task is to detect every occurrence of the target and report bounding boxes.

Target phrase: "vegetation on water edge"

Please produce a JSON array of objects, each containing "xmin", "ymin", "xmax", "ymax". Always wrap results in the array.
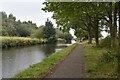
[
  {"xmin": 14, "ymin": 43, "xmax": 78, "ymax": 78},
  {"xmin": 0, "ymin": 37, "xmax": 47, "ymax": 48},
  {"xmin": 84, "ymin": 42, "xmax": 118, "ymax": 78}
]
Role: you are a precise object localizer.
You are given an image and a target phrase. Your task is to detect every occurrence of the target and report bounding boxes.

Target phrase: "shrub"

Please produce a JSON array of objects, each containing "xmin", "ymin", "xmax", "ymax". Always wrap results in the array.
[
  {"xmin": 100, "ymin": 36, "xmax": 111, "ymax": 48},
  {"xmin": 100, "ymin": 51, "xmax": 116, "ymax": 63}
]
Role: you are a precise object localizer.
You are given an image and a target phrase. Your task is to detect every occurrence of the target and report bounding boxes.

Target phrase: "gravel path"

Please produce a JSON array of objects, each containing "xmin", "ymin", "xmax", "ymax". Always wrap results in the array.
[{"xmin": 45, "ymin": 43, "xmax": 85, "ymax": 78}]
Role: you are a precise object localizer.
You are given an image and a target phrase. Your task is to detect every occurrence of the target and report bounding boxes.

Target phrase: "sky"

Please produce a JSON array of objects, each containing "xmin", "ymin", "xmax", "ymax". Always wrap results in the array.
[{"xmin": 0, "ymin": 0, "xmax": 55, "ymax": 26}]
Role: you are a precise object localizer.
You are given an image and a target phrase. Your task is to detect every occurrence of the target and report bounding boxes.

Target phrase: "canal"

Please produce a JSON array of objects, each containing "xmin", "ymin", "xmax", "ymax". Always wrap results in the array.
[{"xmin": 2, "ymin": 42, "xmax": 74, "ymax": 78}]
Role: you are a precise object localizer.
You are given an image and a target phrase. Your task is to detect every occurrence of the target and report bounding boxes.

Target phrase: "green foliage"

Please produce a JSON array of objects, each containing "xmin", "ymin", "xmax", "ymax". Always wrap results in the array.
[
  {"xmin": 55, "ymin": 29, "xmax": 63, "ymax": 39},
  {"xmin": 1, "ymin": 12, "xmax": 38, "ymax": 37},
  {"xmin": 31, "ymin": 28, "xmax": 43, "ymax": 39},
  {"xmin": 43, "ymin": 2, "xmax": 119, "ymax": 47},
  {"xmin": 43, "ymin": 19, "xmax": 56, "ymax": 43},
  {"xmin": 56, "ymin": 29, "xmax": 73, "ymax": 43},
  {"xmin": 63, "ymin": 32, "xmax": 73, "ymax": 43},
  {"xmin": 75, "ymin": 28, "xmax": 87, "ymax": 39},
  {"xmin": 16, "ymin": 23, "xmax": 31, "ymax": 37},
  {"xmin": 14, "ymin": 43, "xmax": 78, "ymax": 78},
  {"xmin": 57, "ymin": 38, "xmax": 66, "ymax": 43},
  {"xmin": 84, "ymin": 43, "xmax": 118, "ymax": 78},
  {"xmin": 0, "ymin": 28, "xmax": 8, "ymax": 36},
  {"xmin": 100, "ymin": 51, "xmax": 116, "ymax": 63},
  {"xmin": 100, "ymin": 36, "xmax": 111, "ymax": 48},
  {"xmin": 1, "ymin": 37, "xmax": 47, "ymax": 48}
]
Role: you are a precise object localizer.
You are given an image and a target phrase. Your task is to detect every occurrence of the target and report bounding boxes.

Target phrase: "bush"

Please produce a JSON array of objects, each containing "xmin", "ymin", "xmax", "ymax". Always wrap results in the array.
[
  {"xmin": 31, "ymin": 28, "xmax": 43, "ymax": 39},
  {"xmin": 100, "ymin": 51, "xmax": 116, "ymax": 63},
  {"xmin": 57, "ymin": 38, "xmax": 66, "ymax": 43},
  {"xmin": 100, "ymin": 36, "xmax": 111, "ymax": 48},
  {"xmin": 0, "ymin": 29, "xmax": 9, "ymax": 36},
  {"xmin": 47, "ymin": 36, "xmax": 57, "ymax": 43}
]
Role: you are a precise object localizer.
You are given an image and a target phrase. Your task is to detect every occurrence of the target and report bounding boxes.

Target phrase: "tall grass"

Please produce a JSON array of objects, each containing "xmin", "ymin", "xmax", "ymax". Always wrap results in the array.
[
  {"xmin": 84, "ymin": 42, "xmax": 118, "ymax": 78},
  {"xmin": 0, "ymin": 36, "xmax": 47, "ymax": 48}
]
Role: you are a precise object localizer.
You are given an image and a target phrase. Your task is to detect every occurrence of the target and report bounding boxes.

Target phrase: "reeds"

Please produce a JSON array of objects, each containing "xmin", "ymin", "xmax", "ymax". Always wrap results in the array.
[{"xmin": 0, "ymin": 36, "xmax": 47, "ymax": 48}]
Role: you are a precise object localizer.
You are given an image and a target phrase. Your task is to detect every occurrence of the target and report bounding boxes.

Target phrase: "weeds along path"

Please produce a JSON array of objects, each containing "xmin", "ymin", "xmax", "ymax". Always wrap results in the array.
[{"xmin": 45, "ymin": 43, "xmax": 85, "ymax": 78}]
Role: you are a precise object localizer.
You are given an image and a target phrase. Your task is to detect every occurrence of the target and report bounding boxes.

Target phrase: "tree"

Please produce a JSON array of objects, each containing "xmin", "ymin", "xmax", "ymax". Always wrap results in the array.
[
  {"xmin": 42, "ymin": 2, "xmax": 119, "ymax": 48},
  {"xmin": 0, "ymin": 29, "xmax": 8, "ymax": 36},
  {"xmin": 63, "ymin": 32, "xmax": 73, "ymax": 43},
  {"xmin": 16, "ymin": 23, "xmax": 31, "ymax": 37},
  {"xmin": 42, "ymin": 2, "xmax": 101, "ymax": 45},
  {"xmin": 118, "ymin": 1, "xmax": 120, "ymax": 66},
  {"xmin": 43, "ymin": 18, "xmax": 56, "ymax": 43},
  {"xmin": 1, "ymin": 12, "xmax": 38, "ymax": 37},
  {"xmin": 31, "ymin": 27, "xmax": 43, "ymax": 39},
  {"xmin": 56, "ymin": 28, "xmax": 73, "ymax": 43}
]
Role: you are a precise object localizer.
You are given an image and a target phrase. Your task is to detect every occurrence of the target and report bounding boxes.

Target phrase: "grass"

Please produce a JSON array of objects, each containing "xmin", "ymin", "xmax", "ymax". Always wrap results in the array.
[
  {"xmin": 57, "ymin": 38, "xmax": 66, "ymax": 43},
  {"xmin": 84, "ymin": 42, "xmax": 118, "ymax": 78},
  {"xmin": 0, "ymin": 36, "xmax": 47, "ymax": 48},
  {"xmin": 14, "ymin": 43, "xmax": 78, "ymax": 78}
]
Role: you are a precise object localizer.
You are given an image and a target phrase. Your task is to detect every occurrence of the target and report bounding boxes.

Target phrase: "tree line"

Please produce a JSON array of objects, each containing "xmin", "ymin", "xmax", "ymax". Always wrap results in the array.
[
  {"xmin": 42, "ymin": 2, "xmax": 120, "ymax": 74},
  {"xmin": 0, "ymin": 12, "xmax": 73, "ymax": 43},
  {"xmin": 0, "ymin": 12, "xmax": 38, "ymax": 37},
  {"xmin": 42, "ymin": 2, "xmax": 120, "ymax": 49}
]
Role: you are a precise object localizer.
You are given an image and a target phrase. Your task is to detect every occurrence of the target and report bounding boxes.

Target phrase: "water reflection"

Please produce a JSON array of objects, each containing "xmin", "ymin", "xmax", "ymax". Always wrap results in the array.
[
  {"xmin": 2, "ymin": 45, "xmax": 48, "ymax": 78},
  {"xmin": 2, "ymin": 43, "xmax": 70, "ymax": 78},
  {"xmin": 41, "ymin": 44, "xmax": 57, "ymax": 57}
]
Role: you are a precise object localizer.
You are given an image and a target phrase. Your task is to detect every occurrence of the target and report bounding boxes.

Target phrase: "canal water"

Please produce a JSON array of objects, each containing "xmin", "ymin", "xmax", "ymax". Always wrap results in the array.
[{"xmin": 2, "ymin": 42, "xmax": 74, "ymax": 78}]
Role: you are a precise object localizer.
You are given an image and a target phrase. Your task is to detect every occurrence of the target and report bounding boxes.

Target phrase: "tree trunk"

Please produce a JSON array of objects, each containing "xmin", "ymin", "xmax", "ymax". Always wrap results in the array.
[
  {"xmin": 95, "ymin": 16, "xmax": 99, "ymax": 46},
  {"xmin": 109, "ymin": 3, "xmax": 115, "ymax": 48},
  {"xmin": 95, "ymin": 24, "xmax": 99, "ymax": 46},
  {"xmin": 118, "ymin": 1, "xmax": 120, "ymax": 77},
  {"xmin": 113, "ymin": 3, "xmax": 117, "ymax": 48},
  {"xmin": 88, "ymin": 27, "xmax": 92, "ymax": 44}
]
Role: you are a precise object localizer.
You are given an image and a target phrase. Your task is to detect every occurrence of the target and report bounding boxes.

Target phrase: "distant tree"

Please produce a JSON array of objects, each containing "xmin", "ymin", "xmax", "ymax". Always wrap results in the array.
[
  {"xmin": 31, "ymin": 27, "xmax": 43, "ymax": 39},
  {"xmin": 16, "ymin": 23, "xmax": 31, "ymax": 37},
  {"xmin": 55, "ymin": 29, "xmax": 64, "ymax": 39},
  {"xmin": 63, "ymin": 32, "xmax": 73, "ymax": 43},
  {"xmin": 0, "ymin": 28, "xmax": 8, "ymax": 36},
  {"xmin": 43, "ymin": 19, "xmax": 56, "ymax": 43},
  {"xmin": 56, "ymin": 28, "xmax": 73, "ymax": 43},
  {"xmin": 1, "ymin": 11, "xmax": 38, "ymax": 37}
]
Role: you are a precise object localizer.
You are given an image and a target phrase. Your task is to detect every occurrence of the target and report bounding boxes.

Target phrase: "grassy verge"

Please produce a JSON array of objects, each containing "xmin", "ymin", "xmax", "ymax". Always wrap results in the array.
[
  {"xmin": 0, "ymin": 36, "xmax": 47, "ymax": 48},
  {"xmin": 84, "ymin": 42, "xmax": 118, "ymax": 78},
  {"xmin": 57, "ymin": 38, "xmax": 66, "ymax": 43},
  {"xmin": 14, "ymin": 43, "xmax": 78, "ymax": 78}
]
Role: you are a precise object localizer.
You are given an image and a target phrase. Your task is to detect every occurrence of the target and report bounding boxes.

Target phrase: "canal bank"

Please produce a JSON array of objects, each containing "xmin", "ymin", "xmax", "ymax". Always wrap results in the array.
[
  {"xmin": 12, "ymin": 43, "xmax": 78, "ymax": 78},
  {"xmin": 2, "ymin": 41, "xmax": 76, "ymax": 78},
  {"xmin": 1, "ymin": 37, "xmax": 47, "ymax": 48}
]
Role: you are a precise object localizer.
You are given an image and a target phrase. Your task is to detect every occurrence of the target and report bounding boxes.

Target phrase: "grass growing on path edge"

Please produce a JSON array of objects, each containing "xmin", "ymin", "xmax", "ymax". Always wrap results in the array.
[
  {"xmin": 14, "ymin": 43, "xmax": 78, "ymax": 78},
  {"xmin": 84, "ymin": 43, "xmax": 118, "ymax": 78}
]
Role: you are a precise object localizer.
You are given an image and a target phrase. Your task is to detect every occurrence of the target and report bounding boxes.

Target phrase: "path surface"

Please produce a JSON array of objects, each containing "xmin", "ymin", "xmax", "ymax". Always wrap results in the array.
[{"xmin": 45, "ymin": 43, "xmax": 85, "ymax": 78}]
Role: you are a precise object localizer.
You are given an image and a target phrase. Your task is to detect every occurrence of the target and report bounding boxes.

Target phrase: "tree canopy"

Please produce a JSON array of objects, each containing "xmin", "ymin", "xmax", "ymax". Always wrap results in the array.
[
  {"xmin": 0, "ymin": 12, "xmax": 38, "ymax": 37},
  {"xmin": 42, "ymin": 2, "xmax": 120, "ymax": 48}
]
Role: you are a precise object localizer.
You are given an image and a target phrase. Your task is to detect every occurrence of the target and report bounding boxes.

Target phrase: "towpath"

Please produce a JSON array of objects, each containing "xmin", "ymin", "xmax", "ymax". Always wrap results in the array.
[{"xmin": 45, "ymin": 43, "xmax": 85, "ymax": 78}]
